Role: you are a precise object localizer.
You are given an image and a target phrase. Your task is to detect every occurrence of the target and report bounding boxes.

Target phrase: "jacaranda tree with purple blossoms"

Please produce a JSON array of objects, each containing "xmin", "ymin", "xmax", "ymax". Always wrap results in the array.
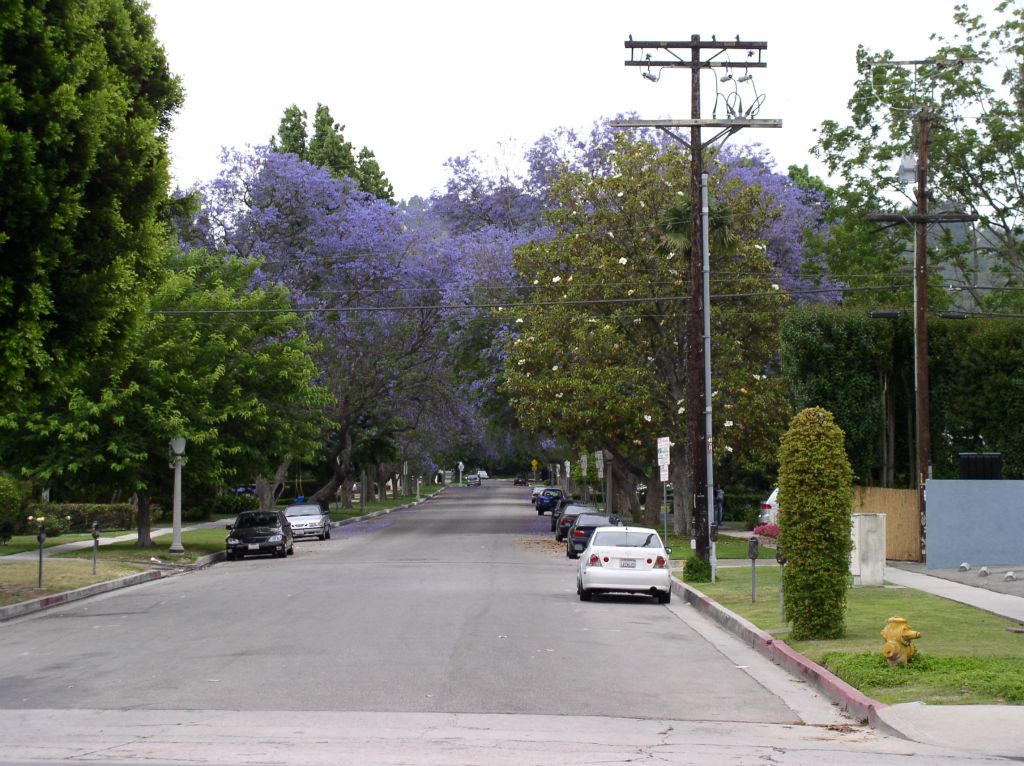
[{"xmin": 200, "ymin": 148, "xmax": 470, "ymax": 505}]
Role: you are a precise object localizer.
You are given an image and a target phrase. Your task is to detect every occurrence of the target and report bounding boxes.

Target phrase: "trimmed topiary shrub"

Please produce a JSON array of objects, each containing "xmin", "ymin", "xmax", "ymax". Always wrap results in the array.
[{"xmin": 778, "ymin": 407, "xmax": 853, "ymax": 640}]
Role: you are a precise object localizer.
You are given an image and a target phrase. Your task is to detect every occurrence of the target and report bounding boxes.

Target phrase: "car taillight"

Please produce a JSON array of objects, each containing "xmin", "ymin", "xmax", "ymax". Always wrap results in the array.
[
  {"xmin": 588, "ymin": 554, "xmax": 602, "ymax": 566},
  {"xmin": 760, "ymin": 502, "xmax": 771, "ymax": 510},
  {"xmin": 654, "ymin": 556, "xmax": 667, "ymax": 569},
  {"xmin": 573, "ymin": 529, "xmax": 586, "ymax": 537}
]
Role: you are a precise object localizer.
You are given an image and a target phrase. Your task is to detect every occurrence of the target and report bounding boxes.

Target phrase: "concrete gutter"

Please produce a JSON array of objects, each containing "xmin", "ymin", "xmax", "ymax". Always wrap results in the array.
[
  {"xmin": 1, "ymin": 489, "xmax": 448, "ymax": 622},
  {"xmin": 670, "ymin": 577, "xmax": 887, "ymax": 725}
]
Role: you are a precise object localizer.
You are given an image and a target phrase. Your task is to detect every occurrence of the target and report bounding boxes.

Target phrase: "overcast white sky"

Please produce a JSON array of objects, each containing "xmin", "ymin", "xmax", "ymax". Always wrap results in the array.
[{"xmin": 147, "ymin": 0, "xmax": 1001, "ymax": 201}]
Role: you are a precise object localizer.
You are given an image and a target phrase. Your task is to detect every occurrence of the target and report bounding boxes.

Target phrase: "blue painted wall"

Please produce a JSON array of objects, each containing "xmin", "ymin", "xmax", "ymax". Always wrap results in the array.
[{"xmin": 925, "ymin": 479, "xmax": 1024, "ymax": 569}]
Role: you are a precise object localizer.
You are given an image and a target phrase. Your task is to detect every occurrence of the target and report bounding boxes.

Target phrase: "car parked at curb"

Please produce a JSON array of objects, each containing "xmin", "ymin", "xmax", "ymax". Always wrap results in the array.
[
  {"xmin": 283, "ymin": 503, "xmax": 331, "ymax": 540},
  {"xmin": 536, "ymin": 487, "xmax": 567, "ymax": 516},
  {"xmin": 513, "ymin": 475, "xmax": 529, "ymax": 486},
  {"xmin": 477, "ymin": 470, "xmax": 489, "ymax": 479},
  {"xmin": 466, "ymin": 473, "xmax": 481, "ymax": 486},
  {"xmin": 565, "ymin": 512, "xmax": 622, "ymax": 558},
  {"xmin": 759, "ymin": 487, "xmax": 779, "ymax": 525},
  {"xmin": 554, "ymin": 503, "xmax": 595, "ymax": 541},
  {"xmin": 225, "ymin": 510, "xmax": 294, "ymax": 560},
  {"xmin": 577, "ymin": 526, "xmax": 672, "ymax": 603}
]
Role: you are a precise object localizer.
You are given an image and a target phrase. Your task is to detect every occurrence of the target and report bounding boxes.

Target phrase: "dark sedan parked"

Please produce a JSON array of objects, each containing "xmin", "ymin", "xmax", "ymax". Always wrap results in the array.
[
  {"xmin": 554, "ymin": 503, "xmax": 599, "ymax": 542},
  {"xmin": 535, "ymin": 487, "xmax": 567, "ymax": 516},
  {"xmin": 566, "ymin": 512, "xmax": 622, "ymax": 558},
  {"xmin": 226, "ymin": 510, "xmax": 294, "ymax": 560}
]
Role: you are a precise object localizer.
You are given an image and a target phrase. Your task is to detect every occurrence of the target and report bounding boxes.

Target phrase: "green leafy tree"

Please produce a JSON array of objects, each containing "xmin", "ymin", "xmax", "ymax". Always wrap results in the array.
[
  {"xmin": 813, "ymin": 1, "xmax": 1024, "ymax": 311},
  {"xmin": 1, "ymin": 247, "xmax": 327, "ymax": 545},
  {"xmin": 780, "ymin": 306, "xmax": 912, "ymax": 487},
  {"xmin": 271, "ymin": 103, "xmax": 394, "ymax": 202},
  {"xmin": 778, "ymin": 407, "xmax": 854, "ymax": 640},
  {"xmin": 502, "ymin": 134, "xmax": 790, "ymax": 539},
  {"xmin": 0, "ymin": 0, "xmax": 182, "ymax": 412}
]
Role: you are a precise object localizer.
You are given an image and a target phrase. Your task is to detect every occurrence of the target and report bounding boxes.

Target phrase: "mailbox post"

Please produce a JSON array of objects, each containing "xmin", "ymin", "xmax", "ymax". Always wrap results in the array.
[{"xmin": 748, "ymin": 536, "xmax": 760, "ymax": 602}]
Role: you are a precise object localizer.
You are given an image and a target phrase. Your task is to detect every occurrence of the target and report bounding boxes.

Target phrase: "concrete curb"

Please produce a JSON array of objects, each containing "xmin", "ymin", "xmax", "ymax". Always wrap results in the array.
[
  {"xmin": 335, "ymin": 487, "xmax": 447, "ymax": 526},
  {"xmin": 670, "ymin": 577, "xmax": 887, "ymax": 726},
  {"xmin": 0, "ymin": 570, "xmax": 171, "ymax": 622}
]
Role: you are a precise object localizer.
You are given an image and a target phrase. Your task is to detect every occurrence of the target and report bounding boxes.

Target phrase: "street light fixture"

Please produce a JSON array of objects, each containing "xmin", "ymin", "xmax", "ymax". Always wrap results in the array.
[{"xmin": 169, "ymin": 437, "xmax": 186, "ymax": 554}]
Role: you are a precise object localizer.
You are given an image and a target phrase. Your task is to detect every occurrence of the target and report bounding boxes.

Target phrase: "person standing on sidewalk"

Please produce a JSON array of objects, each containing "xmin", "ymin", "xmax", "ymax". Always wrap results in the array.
[{"xmin": 714, "ymin": 485, "xmax": 724, "ymax": 527}]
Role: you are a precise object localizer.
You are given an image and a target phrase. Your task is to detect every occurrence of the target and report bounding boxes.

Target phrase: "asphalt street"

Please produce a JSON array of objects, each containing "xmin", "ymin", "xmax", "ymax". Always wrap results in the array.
[{"xmin": 0, "ymin": 481, "xmax": 1014, "ymax": 764}]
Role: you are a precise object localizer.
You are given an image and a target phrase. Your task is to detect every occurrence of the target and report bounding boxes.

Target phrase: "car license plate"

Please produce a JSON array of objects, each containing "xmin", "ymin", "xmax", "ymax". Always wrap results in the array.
[
  {"xmin": 248, "ymin": 544, "xmax": 260, "ymax": 550},
  {"xmin": 620, "ymin": 559, "xmax": 636, "ymax": 568}
]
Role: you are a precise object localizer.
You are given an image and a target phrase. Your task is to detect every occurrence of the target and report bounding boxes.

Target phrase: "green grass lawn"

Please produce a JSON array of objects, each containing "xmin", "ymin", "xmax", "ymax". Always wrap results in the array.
[
  {"xmin": 659, "ymin": 531, "xmax": 776, "ymax": 561},
  {"xmin": 0, "ymin": 560, "xmax": 149, "ymax": 607},
  {"xmin": 688, "ymin": 565, "xmax": 1024, "ymax": 704},
  {"xmin": 55, "ymin": 528, "xmax": 228, "ymax": 566}
]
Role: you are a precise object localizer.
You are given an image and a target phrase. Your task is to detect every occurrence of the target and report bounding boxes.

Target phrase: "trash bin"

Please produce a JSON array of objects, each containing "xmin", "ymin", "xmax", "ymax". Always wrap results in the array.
[{"xmin": 958, "ymin": 452, "xmax": 1001, "ymax": 480}]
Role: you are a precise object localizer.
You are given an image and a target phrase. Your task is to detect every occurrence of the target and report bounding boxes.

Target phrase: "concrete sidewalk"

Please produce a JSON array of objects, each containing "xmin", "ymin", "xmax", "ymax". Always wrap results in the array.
[{"xmin": 677, "ymin": 555, "xmax": 1024, "ymax": 761}]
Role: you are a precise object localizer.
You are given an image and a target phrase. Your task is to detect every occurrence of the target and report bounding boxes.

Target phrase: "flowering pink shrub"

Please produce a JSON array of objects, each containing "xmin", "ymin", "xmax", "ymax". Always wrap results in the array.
[{"xmin": 753, "ymin": 523, "xmax": 779, "ymax": 539}]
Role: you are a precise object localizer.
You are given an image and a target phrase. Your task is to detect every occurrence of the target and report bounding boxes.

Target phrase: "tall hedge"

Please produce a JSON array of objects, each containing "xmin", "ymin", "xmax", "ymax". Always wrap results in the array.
[{"xmin": 778, "ymin": 407, "xmax": 853, "ymax": 640}]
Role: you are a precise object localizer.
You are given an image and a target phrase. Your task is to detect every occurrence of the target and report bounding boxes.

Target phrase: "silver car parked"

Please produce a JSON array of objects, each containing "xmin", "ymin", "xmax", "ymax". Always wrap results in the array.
[{"xmin": 283, "ymin": 503, "xmax": 332, "ymax": 540}]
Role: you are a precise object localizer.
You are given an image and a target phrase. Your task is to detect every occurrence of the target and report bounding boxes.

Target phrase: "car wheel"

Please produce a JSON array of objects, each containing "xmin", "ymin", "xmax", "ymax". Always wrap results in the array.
[
  {"xmin": 225, "ymin": 551, "xmax": 234, "ymax": 561},
  {"xmin": 537, "ymin": 509, "xmax": 543, "ymax": 515},
  {"xmin": 325, "ymin": 526, "xmax": 331, "ymax": 540},
  {"xmin": 550, "ymin": 517, "xmax": 556, "ymax": 531},
  {"xmin": 658, "ymin": 589, "xmax": 672, "ymax": 604},
  {"xmin": 578, "ymin": 580, "xmax": 592, "ymax": 602},
  {"xmin": 565, "ymin": 544, "xmax": 572, "ymax": 558},
  {"xmin": 287, "ymin": 544, "xmax": 294, "ymax": 556},
  {"xmin": 318, "ymin": 529, "xmax": 326, "ymax": 541}
]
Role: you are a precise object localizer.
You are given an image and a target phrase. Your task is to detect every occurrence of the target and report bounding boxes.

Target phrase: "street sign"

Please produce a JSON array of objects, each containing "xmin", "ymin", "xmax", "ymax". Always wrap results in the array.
[
  {"xmin": 660, "ymin": 463, "xmax": 669, "ymax": 482},
  {"xmin": 564, "ymin": 460, "xmax": 570, "ymax": 477},
  {"xmin": 458, "ymin": 461, "xmax": 464, "ymax": 471},
  {"xmin": 657, "ymin": 436, "xmax": 671, "ymax": 466},
  {"xmin": 531, "ymin": 458, "xmax": 538, "ymax": 471},
  {"xmin": 595, "ymin": 450, "xmax": 604, "ymax": 479}
]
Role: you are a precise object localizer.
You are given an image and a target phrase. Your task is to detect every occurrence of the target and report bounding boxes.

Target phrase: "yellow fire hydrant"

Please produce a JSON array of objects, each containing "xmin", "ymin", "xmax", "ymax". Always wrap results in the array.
[{"xmin": 881, "ymin": 616, "xmax": 921, "ymax": 666}]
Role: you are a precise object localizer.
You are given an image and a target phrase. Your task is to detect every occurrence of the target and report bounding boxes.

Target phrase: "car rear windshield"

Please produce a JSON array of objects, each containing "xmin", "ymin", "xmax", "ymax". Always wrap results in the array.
[
  {"xmin": 285, "ymin": 506, "xmax": 320, "ymax": 517},
  {"xmin": 592, "ymin": 530, "xmax": 663, "ymax": 548},
  {"xmin": 235, "ymin": 512, "xmax": 280, "ymax": 528}
]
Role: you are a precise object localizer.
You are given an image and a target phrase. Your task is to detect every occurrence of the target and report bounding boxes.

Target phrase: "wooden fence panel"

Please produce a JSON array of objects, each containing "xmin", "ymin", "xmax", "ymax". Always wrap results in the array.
[{"xmin": 853, "ymin": 487, "xmax": 921, "ymax": 561}]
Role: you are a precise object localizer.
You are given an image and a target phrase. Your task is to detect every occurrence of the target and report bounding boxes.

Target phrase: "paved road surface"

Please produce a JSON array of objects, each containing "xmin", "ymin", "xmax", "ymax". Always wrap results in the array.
[{"xmin": 0, "ymin": 482, "xmax": 1012, "ymax": 764}]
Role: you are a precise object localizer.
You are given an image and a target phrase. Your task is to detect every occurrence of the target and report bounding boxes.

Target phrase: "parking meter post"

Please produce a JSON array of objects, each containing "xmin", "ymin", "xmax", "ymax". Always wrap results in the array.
[
  {"xmin": 92, "ymin": 520, "xmax": 100, "ymax": 575},
  {"xmin": 748, "ymin": 536, "xmax": 759, "ymax": 602},
  {"xmin": 775, "ymin": 546, "xmax": 787, "ymax": 623},
  {"xmin": 36, "ymin": 521, "xmax": 46, "ymax": 588}
]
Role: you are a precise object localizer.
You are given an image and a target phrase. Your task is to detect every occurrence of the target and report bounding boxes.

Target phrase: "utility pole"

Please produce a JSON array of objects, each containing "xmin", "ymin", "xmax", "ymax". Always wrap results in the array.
[
  {"xmin": 614, "ymin": 36, "xmax": 780, "ymax": 562},
  {"xmin": 866, "ymin": 59, "xmax": 978, "ymax": 563}
]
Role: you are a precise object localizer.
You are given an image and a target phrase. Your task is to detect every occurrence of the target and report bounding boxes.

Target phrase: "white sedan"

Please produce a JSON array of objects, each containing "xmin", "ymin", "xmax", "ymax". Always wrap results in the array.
[{"xmin": 577, "ymin": 526, "xmax": 673, "ymax": 603}]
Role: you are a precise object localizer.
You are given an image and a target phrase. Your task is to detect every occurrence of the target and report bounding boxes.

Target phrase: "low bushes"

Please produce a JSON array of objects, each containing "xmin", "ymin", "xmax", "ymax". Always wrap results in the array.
[{"xmin": 24, "ymin": 502, "xmax": 135, "ymax": 534}]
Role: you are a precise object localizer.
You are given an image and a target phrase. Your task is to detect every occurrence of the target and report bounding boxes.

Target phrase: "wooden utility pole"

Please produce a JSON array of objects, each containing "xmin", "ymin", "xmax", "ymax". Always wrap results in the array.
[
  {"xmin": 913, "ymin": 106, "xmax": 932, "ymax": 528},
  {"xmin": 614, "ymin": 36, "xmax": 779, "ymax": 562},
  {"xmin": 866, "ymin": 59, "xmax": 978, "ymax": 562}
]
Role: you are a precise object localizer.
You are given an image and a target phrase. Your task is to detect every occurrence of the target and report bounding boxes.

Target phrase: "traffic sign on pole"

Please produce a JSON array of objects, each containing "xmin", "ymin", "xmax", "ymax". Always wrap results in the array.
[{"xmin": 657, "ymin": 436, "xmax": 671, "ymax": 466}]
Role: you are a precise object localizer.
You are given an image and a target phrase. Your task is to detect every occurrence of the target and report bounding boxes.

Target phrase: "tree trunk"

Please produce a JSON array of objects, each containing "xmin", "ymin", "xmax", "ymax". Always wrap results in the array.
[
  {"xmin": 256, "ymin": 458, "xmax": 292, "ymax": 511},
  {"xmin": 134, "ymin": 489, "xmax": 155, "ymax": 548},
  {"xmin": 671, "ymin": 451, "xmax": 691, "ymax": 537},
  {"xmin": 340, "ymin": 481, "xmax": 353, "ymax": 509},
  {"xmin": 643, "ymin": 469, "xmax": 664, "ymax": 529}
]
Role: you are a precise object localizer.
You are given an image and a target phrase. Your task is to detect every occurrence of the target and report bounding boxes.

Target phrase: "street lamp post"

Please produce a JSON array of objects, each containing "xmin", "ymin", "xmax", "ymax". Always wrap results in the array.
[{"xmin": 169, "ymin": 437, "xmax": 186, "ymax": 554}]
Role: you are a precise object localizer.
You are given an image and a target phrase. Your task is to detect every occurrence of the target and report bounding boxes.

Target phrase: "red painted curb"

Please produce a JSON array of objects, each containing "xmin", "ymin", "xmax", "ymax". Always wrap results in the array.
[{"xmin": 673, "ymin": 578, "xmax": 886, "ymax": 725}]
